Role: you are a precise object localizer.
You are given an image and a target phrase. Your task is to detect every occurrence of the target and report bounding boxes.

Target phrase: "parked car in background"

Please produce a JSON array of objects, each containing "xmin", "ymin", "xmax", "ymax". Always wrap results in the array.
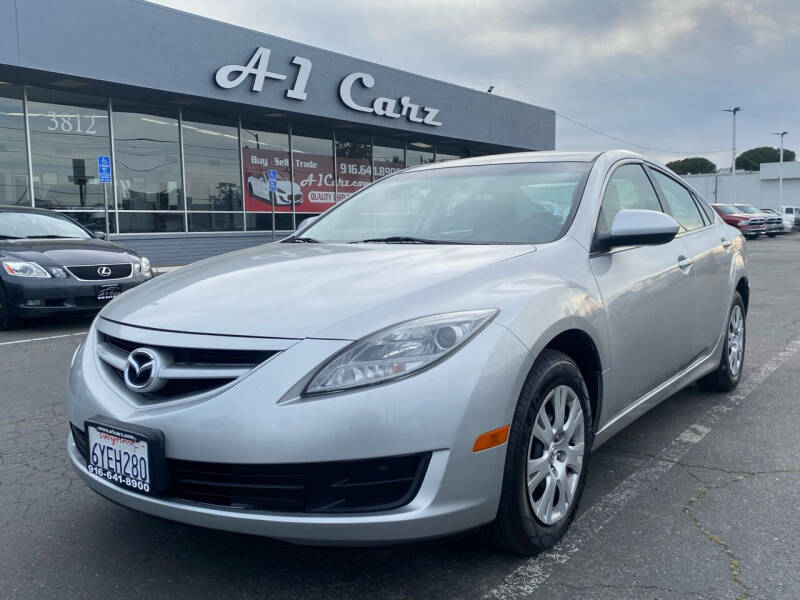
[
  {"xmin": 711, "ymin": 204, "xmax": 765, "ymax": 239},
  {"xmin": 780, "ymin": 206, "xmax": 800, "ymax": 230},
  {"xmin": 67, "ymin": 150, "xmax": 749, "ymax": 555},
  {"xmin": 761, "ymin": 208, "xmax": 794, "ymax": 233},
  {"xmin": 734, "ymin": 204, "xmax": 780, "ymax": 237},
  {"xmin": 0, "ymin": 206, "xmax": 152, "ymax": 329}
]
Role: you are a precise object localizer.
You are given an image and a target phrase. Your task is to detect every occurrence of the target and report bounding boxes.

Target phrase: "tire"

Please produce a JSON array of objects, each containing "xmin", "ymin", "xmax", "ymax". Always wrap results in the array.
[
  {"xmin": 697, "ymin": 292, "xmax": 745, "ymax": 392},
  {"xmin": 480, "ymin": 349, "xmax": 592, "ymax": 555},
  {"xmin": 767, "ymin": 233, "xmax": 777, "ymax": 238},
  {"xmin": 0, "ymin": 284, "xmax": 21, "ymax": 330}
]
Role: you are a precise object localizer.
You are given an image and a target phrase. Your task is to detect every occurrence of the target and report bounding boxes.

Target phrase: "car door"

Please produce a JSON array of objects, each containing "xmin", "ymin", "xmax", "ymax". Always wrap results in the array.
[
  {"xmin": 589, "ymin": 162, "xmax": 694, "ymax": 422},
  {"xmin": 647, "ymin": 167, "xmax": 732, "ymax": 358}
]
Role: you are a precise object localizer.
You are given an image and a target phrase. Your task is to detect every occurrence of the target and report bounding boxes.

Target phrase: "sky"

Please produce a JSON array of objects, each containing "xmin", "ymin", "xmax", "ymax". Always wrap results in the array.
[{"xmin": 151, "ymin": 0, "xmax": 800, "ymax": 169}]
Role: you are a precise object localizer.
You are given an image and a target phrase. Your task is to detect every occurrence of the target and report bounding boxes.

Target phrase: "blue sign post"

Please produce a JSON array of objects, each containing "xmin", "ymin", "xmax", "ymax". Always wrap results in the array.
[
  {"xmin": 97, "ymin": 155, "xmax": 112, "ymax": 183},
  {"xmin": 267, "ymin": 169, "xmax": 277, "ymax": 192},
  {"xmin": 97, "ymin": 155, "xmax": 112, "ymax": 237}
]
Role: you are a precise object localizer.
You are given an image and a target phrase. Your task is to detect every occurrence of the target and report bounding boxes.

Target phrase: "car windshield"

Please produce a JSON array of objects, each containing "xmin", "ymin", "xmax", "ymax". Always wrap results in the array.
[
  {"xmin": 734, "ymin": 205, "xmax": 760, "ymax": 214},
  {"xmin": 302, "ymin": 161, "xmax": 591, "ymax": 244},
  {"xmin": 714, "ymin": 205, "xmax": 737, "ymax": 215},
  {"xmin": 0, "ymin": 211, "xmax": 91, "ymax": 239}
]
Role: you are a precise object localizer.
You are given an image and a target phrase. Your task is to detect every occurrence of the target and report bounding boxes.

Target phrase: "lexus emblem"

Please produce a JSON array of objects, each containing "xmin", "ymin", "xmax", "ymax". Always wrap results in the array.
[
  {"xmin": 123, "ymin": 348, "xmax": 166, "ymax": 393},
  {"xmin": 97, "ymin": 266, "xmax": 112, "ymax": 277}
]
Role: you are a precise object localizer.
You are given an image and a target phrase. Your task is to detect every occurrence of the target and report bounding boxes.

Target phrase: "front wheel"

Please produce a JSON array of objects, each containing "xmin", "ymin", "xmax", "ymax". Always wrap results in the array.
[
  {"xmin": 698, "ymin": 292, "xmax": 745, "ymax": 392},
  {"xmin": 481, "ymin": 350, "xmax": 592, "ymax": 555},
  {"xmin": 767, "ymin": 233, "xmax": 777, "ymax": 238}
]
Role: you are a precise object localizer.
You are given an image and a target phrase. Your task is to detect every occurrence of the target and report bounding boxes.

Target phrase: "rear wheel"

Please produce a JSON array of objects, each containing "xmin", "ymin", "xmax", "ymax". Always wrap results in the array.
[
  {"xmin": 0, "ymin": 284, "xmax": 21, "ymax": 330},
  {"xmin": 698, "ymin": 292, "xmax": 745, "ymax": 392},
  {"xmin": 481, "ymin": 350, "xmax": 592, "ymax": 555}
]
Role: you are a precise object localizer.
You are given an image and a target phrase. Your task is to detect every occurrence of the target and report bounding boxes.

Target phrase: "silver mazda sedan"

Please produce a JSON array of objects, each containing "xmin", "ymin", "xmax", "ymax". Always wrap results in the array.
[{"xmin": 66, "ymin": 150, "xmax": 748, "ymax": 555}]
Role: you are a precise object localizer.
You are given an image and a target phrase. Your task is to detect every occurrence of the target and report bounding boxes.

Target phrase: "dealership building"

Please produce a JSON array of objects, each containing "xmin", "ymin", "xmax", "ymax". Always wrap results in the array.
[{"xmin": 0, "ymin": 0, "xmax": 555, "ymax": 264}]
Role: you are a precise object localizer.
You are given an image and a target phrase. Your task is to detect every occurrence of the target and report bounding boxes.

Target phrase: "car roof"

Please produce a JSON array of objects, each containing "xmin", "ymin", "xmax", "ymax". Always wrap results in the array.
[
  {"xmin": 0, "ymin": 205, "xmax": 59, "ymax": 215},
  {"xmin": 404, "ymin": 149, "xmax": 649, "ymax": 172}
]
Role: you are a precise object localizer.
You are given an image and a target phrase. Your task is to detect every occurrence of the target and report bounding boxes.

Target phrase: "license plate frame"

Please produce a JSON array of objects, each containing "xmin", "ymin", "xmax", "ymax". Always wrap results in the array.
[
  {"xmin": 96, "ymin": 284, "xmax": 122, "ymax": 301},
  {"xmin": 84, "ymin": 416, "xmax": 169, "ymax": 495}
]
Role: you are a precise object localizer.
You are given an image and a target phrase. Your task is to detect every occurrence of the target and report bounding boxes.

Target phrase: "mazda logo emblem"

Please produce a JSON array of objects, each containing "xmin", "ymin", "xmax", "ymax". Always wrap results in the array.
[
  {"xmin": 123, "ymin": 348, "xmax": 166, "ymax": 393},
  {"xmin": 97, "ymin": 266, "xmax": 112, "ymax": 277}
]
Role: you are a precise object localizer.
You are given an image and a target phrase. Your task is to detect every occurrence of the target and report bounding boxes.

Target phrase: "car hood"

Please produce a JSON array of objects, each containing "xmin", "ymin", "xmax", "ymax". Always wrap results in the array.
[
  {"xmin": 101, "ymin": 242, "xmax": 535, "ymax": 339},
  {"xmin": 0, "ymin": 238, "xmax": 138, "ymax": 266}
]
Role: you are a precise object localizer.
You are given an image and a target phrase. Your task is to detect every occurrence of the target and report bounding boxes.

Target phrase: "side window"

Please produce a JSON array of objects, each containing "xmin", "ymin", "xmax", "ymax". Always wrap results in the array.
[
  {"xmin": 694, "ymin": 194, "xmax": 715, "ymax": 224},
  {"xmin": 597, "ymin": 164, "xmax": 662, "ymax": 235},
  {"xmin": 650, "ymin": 170, "xmax": 705, "ymax": 232}
]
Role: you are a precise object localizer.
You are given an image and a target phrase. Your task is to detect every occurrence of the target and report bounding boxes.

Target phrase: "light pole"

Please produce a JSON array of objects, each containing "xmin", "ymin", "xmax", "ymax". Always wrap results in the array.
[
  {"xmin": 723, "ymin": 107, "xmax": 742, "ymax": 202},
  {"xmin": 772, "ymin": 130, "xmax": 788, "ymax": 209}
]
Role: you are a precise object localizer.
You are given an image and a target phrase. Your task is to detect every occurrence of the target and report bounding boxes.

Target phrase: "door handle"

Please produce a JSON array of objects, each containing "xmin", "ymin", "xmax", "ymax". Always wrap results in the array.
[
  {"xmin": 677, "ymin": 255, "xmax": 694, "ymax": 271},
  {"xmin": 721, "ymin": 239, "xmax": 732, "ymax": 249}
]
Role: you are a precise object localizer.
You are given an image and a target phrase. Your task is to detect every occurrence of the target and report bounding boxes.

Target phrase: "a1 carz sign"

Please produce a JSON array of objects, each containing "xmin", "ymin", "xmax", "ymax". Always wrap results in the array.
[{"xmin": 215, "ymin": 47, "xmax": 442, "ymax": 127}]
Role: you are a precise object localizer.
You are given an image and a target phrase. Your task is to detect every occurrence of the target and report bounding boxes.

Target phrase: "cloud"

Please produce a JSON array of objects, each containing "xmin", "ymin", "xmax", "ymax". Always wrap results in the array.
[{"xmin": 153, "ymin": 0, "xmax": 800, "ymax": 169}]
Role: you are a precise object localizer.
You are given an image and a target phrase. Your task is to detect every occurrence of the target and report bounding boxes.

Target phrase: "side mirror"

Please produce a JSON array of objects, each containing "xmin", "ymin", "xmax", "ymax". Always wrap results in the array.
[
  {"xmin": 596, "ymin": 209, "xmax": 679, "ymax": 250},
  {"xmin": 92, "ymin": 231, "xmax": 107, "ymax": 240},
  {"xmin": 294, "ymin": 216, "xmax": 318, "ymax": 235}
]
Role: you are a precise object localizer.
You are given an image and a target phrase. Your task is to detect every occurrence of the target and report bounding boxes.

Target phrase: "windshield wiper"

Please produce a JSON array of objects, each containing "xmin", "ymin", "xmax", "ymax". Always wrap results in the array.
[
  {"xmin": 351, "ymin": 236, "xmax": 447, "ymax": 244},
  {"xmin": 0, "ymin": 234, "xmax": 26, "ymax": 239},
  {"xmin": 283, "ymin": 236, "xmax": 320, "ymax": 243},
  {"xmin": 28, "ymin": 235, "xmax": 82, "ymax": 239}
]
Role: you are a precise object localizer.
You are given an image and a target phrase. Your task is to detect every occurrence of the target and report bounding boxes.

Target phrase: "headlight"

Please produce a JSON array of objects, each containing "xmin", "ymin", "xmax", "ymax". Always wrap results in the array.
[
  {"xmin": 738, "ymin": 220, "xmax": 750, "ymax": 226},
  {"xmin": 134, "ymin": 257, "xmax": 152, "ymax": 276},
  {"xmin": 305, "ymin": 309, "xmax": 498, "ymax": 395},
  {"xmin": 2, "ymin": 261, "xmax": 51, "ymax": 278}
]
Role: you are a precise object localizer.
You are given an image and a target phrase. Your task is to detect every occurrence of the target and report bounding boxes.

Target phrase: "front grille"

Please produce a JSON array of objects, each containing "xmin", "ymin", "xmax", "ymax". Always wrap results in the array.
[
  {"xmin": 66, "ymin": 263, "xmax": 132, "ymax": 280},
  {"xmin": 102, "ymin": 334, "xmax": 272, "ymax": 367},
  {"xmin": 748, "ymin": 218, "xmax": 765, "ymax": 226},
  {"xmin": 97, "ymin": 333, "xmax": 278, "ymax": 400},
  {"xmin": 70, "ymin": 424, "xmax": 430, "ymax": 513}
]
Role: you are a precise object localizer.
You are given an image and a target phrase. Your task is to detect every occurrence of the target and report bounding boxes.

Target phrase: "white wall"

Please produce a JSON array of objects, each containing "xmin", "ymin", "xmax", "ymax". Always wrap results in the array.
[{"xmin": 683, "ymin": 161, "xmax": 800, "ymax": 209}]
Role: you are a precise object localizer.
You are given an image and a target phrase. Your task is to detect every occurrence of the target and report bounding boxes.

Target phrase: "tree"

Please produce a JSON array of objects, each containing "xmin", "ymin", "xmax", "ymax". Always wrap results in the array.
[
  {"xmin": 735, "ymin": 146, "xmax": 796, "ymax": 171},
  {"xmin": 666, "ymin": 157, "xmax": 717, "ymax": 175}
]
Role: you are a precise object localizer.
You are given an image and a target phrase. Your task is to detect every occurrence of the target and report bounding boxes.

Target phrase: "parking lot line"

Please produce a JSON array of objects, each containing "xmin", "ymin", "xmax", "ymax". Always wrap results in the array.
[
  {"xmin": 483, "ymin": 338, "xmax": 800, "ymax": 599},
  {"xmin": 0, "ymin": 332, "xmax": 87, "ymax": 347}
]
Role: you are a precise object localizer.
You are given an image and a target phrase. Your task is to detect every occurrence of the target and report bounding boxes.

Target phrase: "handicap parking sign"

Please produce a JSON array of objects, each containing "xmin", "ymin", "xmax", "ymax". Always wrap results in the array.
[
  {"xmin": 97, "ymin": 155, "xmax": 112, "ymax": 183},
  {"xmin": 267, "ymin": 169, "xmax": 277, "ymax": 192}
]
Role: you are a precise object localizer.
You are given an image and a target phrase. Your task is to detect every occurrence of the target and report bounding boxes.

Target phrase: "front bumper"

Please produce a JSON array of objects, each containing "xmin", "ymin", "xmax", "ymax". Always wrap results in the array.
[
  {"xmin": 739, "ymin": 224, "xmax": 766, "ymax": 236},
  {"xmin": 3, "ymin": 273, "xmax": 150, "ymax": 317},
  {"xmin": 66, "ymin": 319, "xmax": 531, "ymax": 544}
]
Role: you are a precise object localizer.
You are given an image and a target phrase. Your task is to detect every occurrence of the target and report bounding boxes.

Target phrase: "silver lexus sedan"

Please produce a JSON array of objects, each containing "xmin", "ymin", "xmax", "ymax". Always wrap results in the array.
[{"xmin": 66, "ymin": 150, "xmax": 748, "ymax": 555}]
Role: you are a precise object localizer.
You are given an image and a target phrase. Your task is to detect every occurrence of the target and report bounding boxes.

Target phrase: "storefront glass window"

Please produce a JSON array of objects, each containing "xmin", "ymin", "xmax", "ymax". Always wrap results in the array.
[
  {"xmin": 241, "ymin": 120, "xmax": 290, "ymax": 231},
  {"xmin": 335, "ymin": 132, "xmax": 372, "ymax": 201},
  {"xmin": 189, "ymin": 212, "xmax": 244, "ymax": 232},
  {"xmin": 407, "ymin": 142, "xmax": 434, "ymax": 167},
  {"xmin": 118, "ymin": 212, "xmax": 183, "ymax": 234},
  {"xmin": 0, "ymin": 83, "xmax": 30, "ymax": 206},
  {"xmin": 434, "ymin": 144, "xmax": 461, "ymax": 162},
  {"xmin": 373, "ymin": 137, "xmax": 405, "ymax": 181},
  {"xmin": 67, "ymin": 211, "xmax": 117, "ymax": 234},
  {"xmin": 112, "ymin": 100, "xmax": 182, "ymax": 212},
  {"xmin": 27, "ymin": 87, "xmax": 111, "ymax": 213},
  {"xmin": 291, "ymin": 126, "xmax": 334, "ymax": 227},
  {"xmin": 182, "ymin": 111, "xmax": 242, "ymax": 215}
]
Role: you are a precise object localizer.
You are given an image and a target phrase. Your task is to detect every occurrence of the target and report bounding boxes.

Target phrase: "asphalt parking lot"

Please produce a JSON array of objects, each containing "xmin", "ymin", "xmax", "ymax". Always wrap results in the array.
[{"xmin": 1, "ymin": 235, "xmax": 799, "ymax": 600}]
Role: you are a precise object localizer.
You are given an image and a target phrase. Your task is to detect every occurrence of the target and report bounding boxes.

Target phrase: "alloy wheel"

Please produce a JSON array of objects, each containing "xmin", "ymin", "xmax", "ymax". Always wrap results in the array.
[
  {"xmin": 727, "ymin": 304, "xmax": 744, "ymax": 377},
  {"xmin": 526, "ymin": 385, "xmax": 585, "ymax": 525}
]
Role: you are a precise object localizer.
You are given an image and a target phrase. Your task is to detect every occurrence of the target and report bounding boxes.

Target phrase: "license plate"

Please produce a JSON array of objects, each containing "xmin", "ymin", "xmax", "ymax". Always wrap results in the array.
[{"xmin": 97, "ymin": 284, "xmax": 121, "ymax": 301}]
